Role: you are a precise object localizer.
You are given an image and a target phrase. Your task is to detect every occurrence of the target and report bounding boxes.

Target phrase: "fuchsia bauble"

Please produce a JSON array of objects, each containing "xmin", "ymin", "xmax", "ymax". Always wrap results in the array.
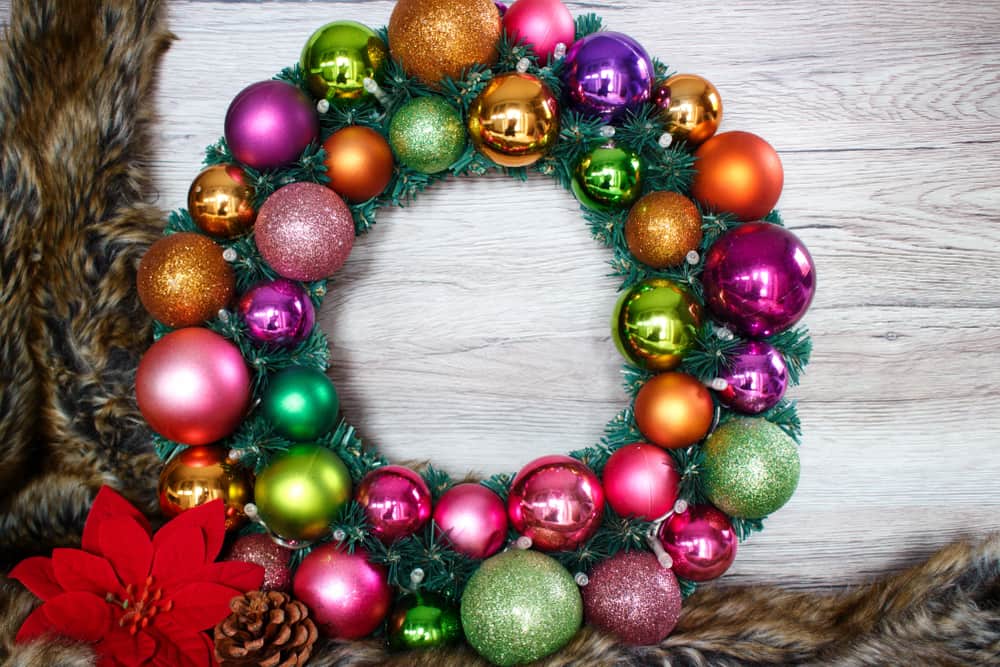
[
  {"xmin": 508, "ymin": 455, "xmax": 605, "ymax": 551},
  {"xmin": 658, "ymin": 504, "xmax": 737, "ymax": 581},
  {"xmin": 433, "ymin": 483, "xmax": 508, "ymax": 558},
  {"xmin": 224, "ymin": 80, "xmax": 318, "ymax": 170},
  {"xmin": 503, "ymin": 0, "xmax": 576, "ymax": 61},
  {"xmin": 136, "ymin": 328, "xmax": 250, "ymax": 445},
  {"xmin": 718, "ymin": 341, "xmax": 789, "ymax": 414},
  {"xmin": 356, "ymin": 465, "xmax": 432, "ymax": 543},
  {"xmin": 223, "ymin": 533, "xmax": 293, "ymax": 592},
  {"xmin": 602, "ymin": 443, "xmax": 680, "ymax": 521},
  {"xmin": 237, "ymin": 278, "xmax": 315, "ymax": 346}
]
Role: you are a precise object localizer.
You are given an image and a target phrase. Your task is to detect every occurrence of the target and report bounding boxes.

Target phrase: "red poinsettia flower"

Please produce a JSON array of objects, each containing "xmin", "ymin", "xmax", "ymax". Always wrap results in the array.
[{"xmin": 10, "ymin": 486, "xmax": 264, "ymax": 667}]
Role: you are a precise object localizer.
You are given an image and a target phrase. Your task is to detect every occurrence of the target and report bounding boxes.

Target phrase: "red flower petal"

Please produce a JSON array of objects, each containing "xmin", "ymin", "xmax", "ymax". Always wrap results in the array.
[
  {"xmin": 9, "ymin": 557, "xmax": 64, "ymax": 601},
  {"xmin": 191, "ymin": 561, "xmax": 264, "ymax": 592},
  {"xmin": 100, "ymin": 517, "xmax": 153, "ymax": 587},
  {"xmin": 152, "ymin": 500, "xmax": 225, "ymax": 567},
  {"xmin": 82, "ymin": 486, "xmax": 151, "ymax": 556},
  {"xmin": 100, "ymin": 628, "xmax": 157, "ymax": 667},
  {"xmin": 51, "ymin": 548, "xmax": 123, "ymax": 597},
  {"xmin": 148, "ymin": 624, "xmax": 215, "ymax": 667},
  {"xmin": 167, "ymin": 582, "xmax": 242, "ymax": 631},
  {"xmin": 39, "ymin": 592, "xmax": 111, "ymax": 642},
  {"xmin": 14, "ymin": 606, "xmax": 55, "ymax": 643},
  {"xmin": 151, "ymin": 523, "xmax": 204, "ymax": 584}
]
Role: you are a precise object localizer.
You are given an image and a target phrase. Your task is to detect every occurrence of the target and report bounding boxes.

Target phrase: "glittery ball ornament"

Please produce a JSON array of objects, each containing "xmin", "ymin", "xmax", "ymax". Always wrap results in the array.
[
  {"xmin": 433, "ymin": 483, "xmax": 508, "ymax": 558},
  {"xmin": 356, "ymin": 465, "xmax": 432, "ymax": 543},
  {"xmin": 262, "ymin": 366, "xmax": 339, "ymax": 442},
  {"xmin": 612, "ymin": 278, "xmax": 701, "ymax": 371},
  {"xmin": 301, "ymin": 21, "xmax": 388, "ymax": 102},
  {"xmin": 460, "ymin": 549, "xmax": 582, "ymax": 666},
  {"xmin": 224, "ymin": 80, "xmax": 318, "ymax": 171},
  {"xmin": 502, "ymin": 0, "xmax": 576, "ymax": 61},
  {"xmin": 572, "ymin": 145, "xmax": 643, "ymax": 211},
  {"xmin": 388, "ymin": 0, "xmax": 501, "ymax": 86},
  {"xmin": 658, "ymin": 503, "xmax": 737, "ymax": 581},
  {"xmin": 634, "ymin": 372, "xmax": 715, "ymax": 449},
  {"xmin": 387, "ymin": 591, "xmax": 462, "ymax": 650},
  {"xmin": 255, "ymin": 182, "xmax": 354, "ymax": 281},
  {"xmin": 601, "ymin": 443, "xmax": 680, "ymax": 520},
  {"xmin": 718, "ymin": 341, "xmax": 789, "ymax": 414},
  {"xmin": 322, "ymin": 126, "xmax": 395, "ymax": 203},
  {"xmin": 691, "ymin": 131, "xmax": 783, "ymax": 221},
  {"xmin": 137, "ymin": 232, "xmax": 234, "ymax": 328},
  {"xmin": 187, "ymin": 164, "xmax": 256, "ymax": 238},
  {"xmin": 467, "ymin": 72, "xmax": 559, "ymax": 168},
  {"xmin": 293, "ymin": 545, "xmax": 391, "ymax": 639},
  {"xmin": 561, "ymin": 32, "xmax": 653, "ymax": 121},
  {"xmin": 702, "ymin": 417, "xmax": 800, "ymax": 519},
  {"xmin": 158, "ymin": 444, "xmax": 253, "ymax": 532},
  {"xmin": 238, "ymin": 279, "xmax": 315, "ymax": 347},
  {"xmin": 626, "ymin": 191, "xmax": 703, "ymax": 268},
  {"xmin": 582, "ymin": 550, "xmax": 682, "ymax": 645},
  {"xmin": 223, "ymin": 533, "xmax": 293, "ymax": 592},
  {"xmin": 389, "ymin": 96, "xmax": 467, "ymax": 174},
  {"xmin": 657, "ymin": 73, "xmax": 723, "ymax": 146}
]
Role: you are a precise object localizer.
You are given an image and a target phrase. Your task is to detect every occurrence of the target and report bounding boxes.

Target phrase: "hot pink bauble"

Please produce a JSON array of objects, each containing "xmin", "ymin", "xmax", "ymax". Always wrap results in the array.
[
  {"xmin": 503, "ymin": 0, "xmax": 576, "ymax": 60},
  {"xmin": 136, "ymin": 328, "xmax": 250, "ymax": 445},
  {"xmin": 292, "ymin": 545, "xmax": 391, "ymax": 639},
  {"xmin": 224, "ymin": 80, "xmax": 319, "ymax": 170},
  {"xmin": 507, "ymin": 455, "xmax": 605, "ymax": 552},
  {"xmin": 602, "ymin": 443, "xmax": 680, "ymax": 521},
  {"xmin": 222, "ymin": 533, "xmax": 293, "ymax": 592},
  {"xmin": 356, "ymin": 465, "xmax": 432, "ymax": 543},
  {"xmin": 433, "ymin": 483, "xmax": 508, "ymax": 559},
  {"xmin": 658, "ymin": 504, "xmax": 737, "ymax": 581}
]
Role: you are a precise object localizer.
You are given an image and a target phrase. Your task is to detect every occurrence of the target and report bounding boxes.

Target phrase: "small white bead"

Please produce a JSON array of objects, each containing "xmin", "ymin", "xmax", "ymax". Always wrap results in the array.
[
  {"xmin": 673, "ymin": 499, "xmax": 689, "ymax": 515},
  {"xmin": 516, "ymin": 57, "xmax": 531, "ymax": 73},
  {"xmin": 715, "ymin": 325, "xmax": 734, "ymax": 341},
  {"xmin": 574, "ymin": 572, "xmax": 590, "ymax": 587},
  {"xmin": 658, "ymin": 132, "xmax": 673, "ymax": 148},
  {"xmin": 515, "ymin": 535, "xmax": 533, "ymax": 550},
  {"xmin": 410, "ymin": 568, "xmax": 426, "ymax": 585},
  {"xmin": 227, "ymin": 448, "xmax": 241, "ymax": 460},
  {"xmin": 217, "ymin": 309, "xmax": 230, "ymax": 322},
  {"xmin": 332, "ymin": 528, "xmax": 347, "ymax": 542},
  {"xmin": 600, "ymin": 125, "xmax": 616, "ymax": 138},
  {"xmin": 710, "ymin": 377, "xmax": 729, "ymax": 391},
  {"xmin": 553, "ymin": 42, "xmax": 568, "ymax": 59},
  {"xmin": 222, "ymin": 247, "xmax": 238, "ymax": 262},
  {"xmin": 243, "ymin": 503, "xmax": 259, "ymax": 519},
  {"xmin": 685, "ymin": 250, "xmax": 700, "ymax": 265},
  {"xmin": 316, "ymin": 99, "xmax": 330, "ymax": 114},
  {"xmin": 657, "ymin": 552, "xmax": 674, "ymax": 569}
]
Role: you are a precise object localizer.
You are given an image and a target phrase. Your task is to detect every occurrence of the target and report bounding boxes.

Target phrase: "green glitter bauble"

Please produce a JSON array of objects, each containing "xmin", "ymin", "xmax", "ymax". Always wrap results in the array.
[
  {"xmin": 460, "ymin": 549, "xmax": 582, "ymax": 666},
  {"xmin": 389, "ymin": 96, "xmax": 466, "ymax": 174},
  {"xmin": 702, "ymin": 417, "xmax": 800, "ymax": 519},
  {"xmin": 262, "ymin": 366, "xmax": 339, "ymax": 441}
]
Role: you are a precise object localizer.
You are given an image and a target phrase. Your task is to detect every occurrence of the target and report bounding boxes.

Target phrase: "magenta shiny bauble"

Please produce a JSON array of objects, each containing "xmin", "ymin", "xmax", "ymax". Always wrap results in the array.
[
  {"xmin": 508, "ymin": 455, "xmax": 605, "ymax": 552},
  {"xmin": 701, "ymin": 222, "xmax": 816, "ymax": 338},
  {"xmin": 658, "ymin": 504, "xmax": 737, "ymax": 581},
  {"xmin": 356, "ymin": 465, "xmax": 432, "ymax": 543},
  {"xmin": 503, "ymin": 0, "xmax": 576, "ymax": 61},
  {"xmin": 223, "ymin": 533, "xmax": 293, "ymax": 592},
  {"xmin": 602, "ymin": 443, "xmax": 680, "ymax": 521},
  {"xmin": 293, "ymin": 544, "xmax": 391, "ymax": 639},
  {"xmin": 561, "ymin": 32, "xmax": 653, "ymax": 122},
  {"xmin": 237, "ymin": 278, "xmax": 315, "ymax": 347},
  {"xmin": 433, "ymin": 483, "xmax": 508, "ymax": 559},
  {"xmin": 136, "ymin": 328, "xmax": 250, "ymax": 445},
  {"xmin": 583, "ymin": 550, "xmax": 682, "ymax": 645},
  {"xmin": 224, "ymin": 80, "xmax": 319, "ymax": 170},
  {"xmin": 718, "ymin": 341, "xmax": 789, "ymax": 414}
]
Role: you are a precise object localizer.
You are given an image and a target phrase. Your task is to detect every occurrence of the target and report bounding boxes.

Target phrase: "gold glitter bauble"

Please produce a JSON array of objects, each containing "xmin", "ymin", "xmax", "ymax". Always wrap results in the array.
[
  {"xmin": 388, "ymin": 0, "xmax": 501, "ymax": 86},
  {"xmin": 467, "ymin": 72, "xmax": 559, "ymax": 168},
  {"xmin": 625, "ymin": 191, "xmax": 703, "ymax": 268},
  {"xmin": 187, "ymin": 164, "xmax": 256, "ymax": 238},
  {"xmin": 137, "ymin": 232, "xmax": 235, "ymax": 328}
]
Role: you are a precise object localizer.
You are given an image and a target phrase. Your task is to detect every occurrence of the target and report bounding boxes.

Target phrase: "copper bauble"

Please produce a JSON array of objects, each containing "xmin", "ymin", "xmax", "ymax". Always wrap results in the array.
[
  {"xmin": 322, "ymin": 126, "xmax": 394, "ymax": 203},
  {"xmin": 691, "ymin": 131, "xmax": 783, "ymax": 221},
  {"xmin": 158, "ymin": 444, "xmax": 253, "ymax": 531},
  {"xmin": 658, "ymin": 74, "xmax": 722, "ymax": 146},
  {"xmin": 467, "ymin": 72, "xmax": 559, "ymax": 167},
  {"xmin": 634, "ymin": 372, "xmax": 715, "ymax": 449},
  {"xmin": 187, "ymin": 164, "xmax": 256, "ymax": 238},
  {"xmin": 625, "ymin": 191, "xmax": 703, "ymax": 268}
]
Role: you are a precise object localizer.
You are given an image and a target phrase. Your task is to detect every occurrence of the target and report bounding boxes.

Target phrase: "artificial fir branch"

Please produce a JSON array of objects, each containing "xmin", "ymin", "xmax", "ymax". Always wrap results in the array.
[
  {"xmin": 644, "ymin": 143, "xmax": 697, "ymax": 193},
  {"xmin": 679, "ymin": 323, "xmax": 744, "ymax": 381},
  {"xmin": 574, "ymin": 13, "xmax": 603, "ymax": 39},
  {"xmin": 622, "ymin": 364, "xmax": 655, "ymax": 397},
  {"xmin": 480, "ymin": 473, "xmax": 514, "ymax": 501},
  {"xmin": 617, "ymin": 105, "xmax": 669, "ymax": 158},
  {"xmin": 421, "ymin": 465, "xmax": 455, "ymax": 501},
  {"xmin": 767, "ymin": 326, "xmax": 813, "ymax": 386}
]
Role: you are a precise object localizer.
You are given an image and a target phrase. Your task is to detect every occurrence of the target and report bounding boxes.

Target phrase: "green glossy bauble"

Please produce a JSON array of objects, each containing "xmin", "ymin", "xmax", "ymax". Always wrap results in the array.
[
  {"xmin": 612, "ymin": 278, "xmax": 701, "ymax": 371},
  {"xmin": 262, "ymin": 366, "xmax": 339, "ymax": 442},
  {"xmin": 389, "ymin": 97, "xmax": 466, "ymax": 174},
  {"xmin": 387, "ymin": 591, "xmax": 462, "ymax": 651},
  {"xmin": 571, "ymin": 145, "xmax": 643, "ymax": 210},
  {"xmin": 702, "ymin": 417, "xmax": 800, "ymax": 519},
  {"xmin": 301, "ymin": 21, "xmax": 388, "ymax": 102},
  {"xmin": 254, "ymin": 444, "xmax": 352, "ymax": 542},
  {"xmin": 460, "ymin": 549, "xmax": 582, "ymax": 666}
]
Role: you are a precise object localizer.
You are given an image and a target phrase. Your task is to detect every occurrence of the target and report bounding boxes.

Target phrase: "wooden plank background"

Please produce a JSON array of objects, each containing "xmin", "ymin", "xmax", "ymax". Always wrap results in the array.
[{"xmin": 4, "ymin": 0, "xmax": 999, "ymax": 591}]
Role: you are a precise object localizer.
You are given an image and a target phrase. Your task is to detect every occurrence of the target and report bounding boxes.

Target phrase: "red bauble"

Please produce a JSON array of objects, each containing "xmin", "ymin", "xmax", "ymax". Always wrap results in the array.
[
  {"xmin": 690, "ymin": 131, "xmax": 783, "ymax": 221},
  {"xmin": 658, "ymin": 504, "xmax": 737, "ymax": 581},
  {"xmin": 602, "ymin": 444, "xmax": 680, "ymax": 520},
  {"xmin": 433, "ymin": 483, "xmax": 508, "ymax": 559},
  {"xmin": 356, "ymin": 465, "xmax": 432, "ymax": 543}
]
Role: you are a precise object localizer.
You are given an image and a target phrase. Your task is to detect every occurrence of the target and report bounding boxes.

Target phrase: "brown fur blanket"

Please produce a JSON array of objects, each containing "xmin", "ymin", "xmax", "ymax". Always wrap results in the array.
[{"xmin": 1, "ymin": 1, "xmax": 998, "ymax": 665}]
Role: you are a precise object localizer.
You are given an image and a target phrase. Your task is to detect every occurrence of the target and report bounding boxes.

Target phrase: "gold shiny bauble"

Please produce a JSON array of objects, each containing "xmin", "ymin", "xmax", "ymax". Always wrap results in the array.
[
  {"xmin": 187, "ymin": 164, "xmax": 256, "ymax": 238},
  {"xmin": 301, "ymin": 21, "xmax": 388, "ymax": 102},
  {"xmin": 158, "ymin": 444, "xmax": 254, "ymax": 531},
  {"xmin": 388, "ymin": 0, "xmax": 501, "ymax": 86},
  {"xmin": 612, "ymin": 278, "xmax": 701, "ymax": 371},
  {"xmin": 659, "ymin": 74, "xmax": 722, "ymax": 146},
  {"xmin": 625, "ymin": 191, "xmax": 703, "ymax": 268},
  {"xmin": 467, "ymin": 73, "xmax": 559, "ymax": 167}
]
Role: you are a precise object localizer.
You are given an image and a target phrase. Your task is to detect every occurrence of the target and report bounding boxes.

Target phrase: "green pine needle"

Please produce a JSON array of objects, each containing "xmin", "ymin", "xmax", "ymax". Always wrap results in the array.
[
  {"xmin": 767, "ymin": 326, "xmax": 813, "ymax": 386},
  {"xmin": 679, "ymin": 323, "xmax": 745, "ymax": 382},
  {"xmin": 574, "ymin": 13, "xmax": 603, "ymax": 39}
]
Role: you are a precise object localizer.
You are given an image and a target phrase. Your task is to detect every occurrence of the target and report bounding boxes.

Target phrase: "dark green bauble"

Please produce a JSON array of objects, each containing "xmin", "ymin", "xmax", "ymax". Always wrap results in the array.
[
  {"xmin": 262, "ymin": 366, "xmax": 339, "ymax": 441},
  {"xmin": 571, "ymin": 145, "xmax": 643, "ymax": 210},
  {"xmin": 387, "ymin": 592, "xmax": 462, "ymax": 651},
  {"xmin": 389, "ymin": 96, "xmax": 466, "ymax": 174}
]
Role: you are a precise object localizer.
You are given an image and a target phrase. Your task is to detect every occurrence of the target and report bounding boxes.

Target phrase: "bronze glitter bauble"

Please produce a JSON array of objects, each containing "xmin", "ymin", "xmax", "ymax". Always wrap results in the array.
[
  {"xmin": 322, "ymin": 126, "xmax": 395, "ymax": 203},
  {"xmin": 626, "ymin": 191, "xmax": 703, "ymax": 268}
]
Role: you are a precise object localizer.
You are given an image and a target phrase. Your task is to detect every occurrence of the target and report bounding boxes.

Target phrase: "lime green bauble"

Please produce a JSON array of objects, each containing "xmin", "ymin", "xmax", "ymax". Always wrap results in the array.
[
  {"xmin": 300, "ymin": 21, "xmax": 388, "ymax": 102},
  {"xmin": 387, "ymin": 591, "xmax": 462, "ymax": 650},
  {"xmin": 702, "ymin": 417, "xmax": 800, "ymax": 519},
  {"xmin": 262, "ymin": 366, "xmax": 339, "ymax": 442},
  {"xmin": 460, "ymin": 549, "xmax": 582, "ymax": 666},
  {"xmin": 571, "ymin": 145, "xmax": 642, "ymax": 210},
  {"xmin": 612, "ymin": 278, "xmax": 702, "ymax": 371},
  {"xmin": 388, "ymin": 97, "xmax": 466, "ymax": 174}
]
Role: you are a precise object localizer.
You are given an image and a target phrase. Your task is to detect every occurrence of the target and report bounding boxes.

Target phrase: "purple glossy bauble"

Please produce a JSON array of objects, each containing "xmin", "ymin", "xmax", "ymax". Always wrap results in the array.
[
  {"xmin": 561, "ymin": 32, "xmax": 653, "ymax": 121},
  {"xmin": 718, "ymin": 341, "xmax": 788, "ymax": 414},
  {"xmin": 237, "ymin": 279, "xmax": 315, "ymax": 347},
  {"xmin": 701, "ymin": 222, "xmax": 816, "ymax": 338},
  {"xmin": 225, "ymin": 80, "xmax": 319, "ymax": 170},
  {"xmin": 658, "ymin": 504, "xmax": 737, "ymax": 582},
  {"xmin": 356, "ymin": 466, "xmax": 432, "ymax": 543}
]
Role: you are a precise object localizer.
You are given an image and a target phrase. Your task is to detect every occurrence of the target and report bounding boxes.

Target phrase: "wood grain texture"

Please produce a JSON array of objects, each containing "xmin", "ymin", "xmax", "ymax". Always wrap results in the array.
[{"xmin": 3, "ymin": 0, "xmax": 999, "ymax": 590}]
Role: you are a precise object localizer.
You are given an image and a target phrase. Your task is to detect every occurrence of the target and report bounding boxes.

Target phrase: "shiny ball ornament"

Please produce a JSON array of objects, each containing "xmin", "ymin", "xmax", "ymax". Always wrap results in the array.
[
  {"xmin": 658, "ymin": 74, "xmax": 723, "ymax": 146},
  {"xmin": 293, "ymin": 544, "xmax": 391, "ymax": 639},
  {"xmin": 658, "ymin": 504, "xmax": 737, "ymax": 581},
  {"xmin": 389, "ymin": 96, "xmax": 467, "ymax": 174},
  {"xmin": 136, "ymin": 328, "xmax": 250, "ymax": 445},
  {"xmin": 137, "ymin": 232, "xmax": 235, "ymax": 328},
  {"xmin": 625, "ymin": 191, "xmax": 703, "ymax": 268},
  {"xmin": 262, "ymin": 366, "xmax": 339, "ymax": 442},
  {"xmin": 255, "ymin": 182, "xmax": 354, "ymax": 281},
  {"xmin": 387, "ymin": 591, "xmax": 462, "ymax": 650},
  {"xmin": 224, "ymin": 80, "xmax": 318, "ymax": 171},
  {"xmin": 467, "ymin": 72, "xmax": 559, "ymax": 168},
  {"xmin": 701, "ymin": 222, "xmax": 816, "ymax": 337},
  {"xmin": 254, "ymin": 444, "xmax": 352, "ymax": 542},
  {"xmin": 461, "ymin": 549, "xmax": 582, "ymax": 666},
  {"xmin": 222, "ymin": 533, "xmax": 293, "ymax": 592},
  {"xmin": 388, "ymin": 0, "xmax": 501, "ymax": 85},
  {"xmin": 561, "ymin": 31, "xmax": 653, "ymax": 121},
  {"xmin": 718, "ymin": 341, "xmax": 789, "ymax": 414},
  {"xmin": 433, "ymin": 483, "xmax": 508, "ymax": 558},
  {"xmin": 507, "ymin": 455, "xmax": 605, "ymax": 552},
  {"xmin": 301, "ymin": 21, "xmax": 388, "ymax": 103},
  {"xmin": 611, "ymin": 278, "xmax": 701, "ymax": 371},
  {"xmin": 691, "ymin": 131, "xmax": 783, "ymax": 221},
  {"xmin": 321, "ymin": 126, "xmax": 394, "ymax": 203},
  {"xmin": 237, "ymin": 279, "xmax": 315, "ymax": 347},
  {"xmin": 356, "ymin": 465, "xmax": 432, "ymax": 543},
  {"xmin": 634, "ymin": 372, "xmax": 715, "ymax": 449},
  {"xmin": 602, "ymin": 443, "xmax": 680, "ymax": 520},
  {"xmin": 582, "ymin": 550, "xmax": 682, "ymax": 645},
  {"xmin": 702, "ymin": 417, "xmax": 800, "ymax": 519},
  {"xmin": 157, "ymin": 444, "xmax": 253, "ymax": 532},
  {"xmin": 502, "ymin": 0, "xmax": 576, "ymax": 61},
  {"xmin": 187, "ymin": 164, "xmax": 256, "ymax": 238},
  {"xmin": 571, "ymin": 145, "xmax": 642, "ymax": 211}
]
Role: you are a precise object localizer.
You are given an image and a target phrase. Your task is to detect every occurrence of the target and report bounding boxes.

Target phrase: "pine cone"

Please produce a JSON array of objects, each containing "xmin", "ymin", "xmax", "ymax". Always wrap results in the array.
[{"xmin": 214, "ymin": 590, "xmax": 319, "ymax": 667}]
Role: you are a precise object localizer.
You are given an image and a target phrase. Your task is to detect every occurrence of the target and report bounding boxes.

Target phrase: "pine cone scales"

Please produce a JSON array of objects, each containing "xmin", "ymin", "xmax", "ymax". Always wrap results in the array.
[{"xmin": 214, "ymin": 591, "xmax": 319, "ymax": 667}]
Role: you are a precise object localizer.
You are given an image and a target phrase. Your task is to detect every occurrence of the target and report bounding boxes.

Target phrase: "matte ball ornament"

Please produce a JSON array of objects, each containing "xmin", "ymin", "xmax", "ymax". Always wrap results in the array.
[
  {"xmin": 237, "ymin": 278, "xmax": 315, "ymax": 347},
  {"xmin": 224, "ymin": 80, "xmax": 319, "ymax": 170},
  {"xmin": 137, "ymin": 232, "xmax": 235, "ymax": 328},
  {"xmin": 321, "ymin": 126, "xmax": 395, "ymax": 203},
  {"xmin": 507, "ymin": 455, "xmax": 605, "ymax": 552},
  {"xmin": 611, "ymin": 278, "xmax": 701, "ymax": 371},
  {"xmin": 136, "ymin": 328, "xmax": 250, "ymax": 445},
  {"xmin": 634, "ymin": 372, "xmax": 715, "ymax": 449},
  {"xmin": 718, "ymin": 341, "xmax": 789, "ymax": 414},
  {"xmin": 187, "ymin": 164, "xmax": 256, "ymax": 238},
  {"xmin": 262, "ymin": 366, "xmax": 339, "ymax": 442},
  {"xmin": 433, "ymin": 483, "xmax": 508, "ymax": 558},
  {"xmin": 222, "ymin": 533, "xmax": 293, "ymax": 592},
  {"xmin": 356, "ymin": 465, "xmax": 432, "ymax": 543},
  {"xmin": 502, "ymin": 0, "xmax": 576, "ymax": 61},
  {"xmin": 157, "ymin": 444, "xmax": 253, "ymax": 532},
  {"xmin": 561, "ymin": 31, "xmax": 653, "ymax": 121},
  {"xmin": 625, "ymin": 191, "xmax": 703, "ymax": 268},
  {"xmin": 467, "ymin": 72, "xmax": 559, "ymax": 168},
  {"xmin": 657, "ymin": 504, "xmax": 737, "ymax": 581},
  {"xmin": 387, "ymin": 591, "xmax": 462, "ymax": 650},
  {"xmin": 701, "ymin": 222, "xmax": 816, "ymax": 337},
  {"xmin": 389, "ymin": 96, "xmax": 467, "ymax": 174},
  {"xmin": 571, "ymin": 145, "xmax": 643, "ymax": 211},
  {"xmin": 460, "ymin": 549, "xmax": 582, "ymax": 666},
  {"xmin": 300, "ymin": 21, "xmax": 388, "ymax": 102},
  {"xmin": 691, "ymin": 131, "xmax": 783, "ymax": 221},
  {"xmin": 602, "ymin": 443, "xmax": 680, "ymax": 520},
  {"xmin": 702, "ymin": 417, "xmax": 800, "ymax": 519},
  {"xmin": 658, "ymin": 74, "xmax": 723, "ymax": 146}
]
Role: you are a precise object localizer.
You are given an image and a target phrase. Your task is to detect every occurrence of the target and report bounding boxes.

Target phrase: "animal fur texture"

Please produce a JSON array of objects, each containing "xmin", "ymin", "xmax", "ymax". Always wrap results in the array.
[{"xmin": 1, "ymin": 0, "xmax": 998, "ymax": 665}]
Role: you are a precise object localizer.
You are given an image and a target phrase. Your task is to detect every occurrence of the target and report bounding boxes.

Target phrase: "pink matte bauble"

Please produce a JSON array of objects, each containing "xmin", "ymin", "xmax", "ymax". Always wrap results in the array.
[
  {"xmin": 433, "ymin": 483, "xmax": 508, "ymax": 558},
  {"xmin": 293, "ymin": 544, "xmax": 391, "ymax": 639},
  {"xmin": 602, "ymin": 443, "xmax": 680, "ymax": 521},
  {"xmin": 507, "ymin": 455, "xmax": 605, "ymax": 552},
  {"xmin": 224, "ymin": 80, "xmax": 319, "ymax": 170},
  {"xmin": 136, "ymin": 328, "xmax": 250, "ymax": 445},
  {"xmin": 356, "ymin": 465, "xmax": 432, "ymax": 543},
  {"xmin": 223, "ymin": 533, "xmax": 293, "ymax": 592},
  {"xmin": 658, "ymin": 504, "xmax": 737, "ymax": 581},
  {"xmin": 503, "ymin": 0, "xmax": 576, "ymax": 60}
]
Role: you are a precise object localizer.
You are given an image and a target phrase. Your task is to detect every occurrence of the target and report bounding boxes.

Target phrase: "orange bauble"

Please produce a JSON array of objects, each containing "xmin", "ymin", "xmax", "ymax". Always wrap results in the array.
[
  {"xmin": 634, "ymin": 372, "xmax": 715, "ymax": 449},
  {"xmin": 322, "ymin": 126, "xmax": 395, "ymax": 203},
  {"xmin": 690, "ymin": 131, "xmax": 783, "ymax": 221}
]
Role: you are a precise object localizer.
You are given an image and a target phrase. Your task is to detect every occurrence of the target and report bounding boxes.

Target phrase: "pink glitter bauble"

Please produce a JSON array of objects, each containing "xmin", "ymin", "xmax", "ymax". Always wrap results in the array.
[
  {"xmin": 255, "ymin": 182, "xmax": 354, "ymax": 281},
  {"xmin": 658, "ymin": 504, "xmax": 737, "ymax": 581},
  {"xmin": 356, "ymin": 465, "xmax": 432, "ymax": 543},
  {"xmin": 293, "ymin": 545, "xmax": 391, "ymax": 639},
  {"xmin": 433, "ymin": 483, "xmax": 508, "ymax": 558},
  {"xmin": 222, "ymin": 533, "xmax": 293, "ymax": 592},
  {"xmin": 602, "ymin": 443, "xmax": 680, "ymax": 521}
]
